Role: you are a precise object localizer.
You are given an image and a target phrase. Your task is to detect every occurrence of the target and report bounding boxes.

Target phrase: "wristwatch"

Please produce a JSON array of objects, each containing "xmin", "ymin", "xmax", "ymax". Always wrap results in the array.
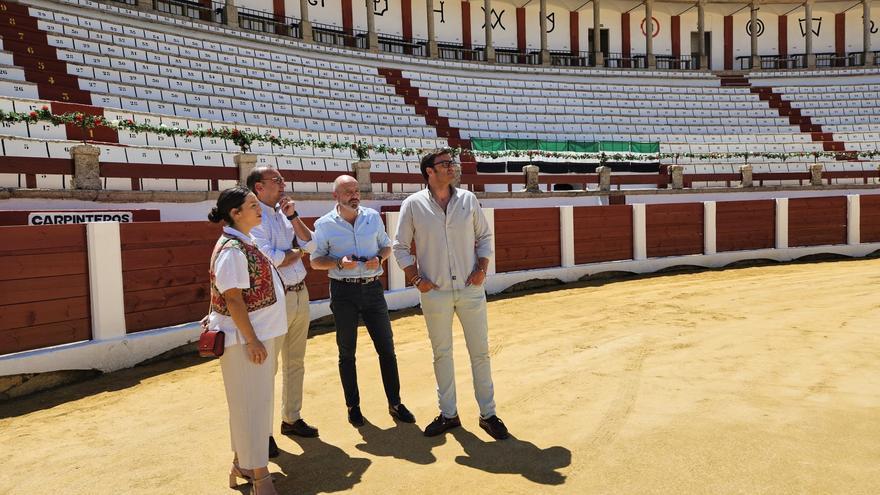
[{"xmin": 286, "ymin": 211, "xmax": 299, "ymax": 220}]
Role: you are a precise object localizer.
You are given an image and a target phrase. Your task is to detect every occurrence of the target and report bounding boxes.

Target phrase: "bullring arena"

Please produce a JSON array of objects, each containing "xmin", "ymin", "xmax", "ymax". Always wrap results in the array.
[{"xmin": 1, "ymin": 0, "xmax": 880, "ymax": 492}]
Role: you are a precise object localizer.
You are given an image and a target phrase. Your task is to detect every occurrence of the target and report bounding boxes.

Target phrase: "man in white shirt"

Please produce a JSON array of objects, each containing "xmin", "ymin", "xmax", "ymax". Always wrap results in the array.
[
  {"xmin": 247, "ymin": 167, "xmax": 319, "ymax": 447},
  {"xmin": 393, "ymin": 151, "xmax": 509, "ymax": 440}
]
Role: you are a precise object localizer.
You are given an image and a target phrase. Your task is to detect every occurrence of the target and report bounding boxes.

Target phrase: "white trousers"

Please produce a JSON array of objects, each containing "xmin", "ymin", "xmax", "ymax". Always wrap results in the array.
[
  {"xmin": 275, "ymin": 287, "xmax": 311, "ymax": 424},
  {"xmin": 220, "ymin": 336, "xmax": 277, "ymax": 470},
  {"xmin": 419, "ymin": 285, "xmax": 497, "ymax": 419}
]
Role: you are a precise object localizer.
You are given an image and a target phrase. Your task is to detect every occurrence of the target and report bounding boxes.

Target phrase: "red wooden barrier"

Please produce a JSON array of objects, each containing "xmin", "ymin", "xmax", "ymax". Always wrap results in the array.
[
  {"xmin": 716, "ymin": 200, "xmax": 775, "ymax": 252},
  {"xmin": 120, "ymin": 222, "xmax": 220, "ymax": 333},
  {"xmin": 0, "ymin": 224, "xmax": 91, "ymax": 355},
  {"xmin": 860, "ymin": 195, "xmax": 880, "ymax": 243},
  {"xmin": 788, "ymin": 196, "xmax": 847, "ymax": 247},
  {"xmin": 646, "ymin": 203, "xmax": 704, "ymax": 258},
  {"xmin": 494, "ymin": 208, "xmax": 561, "ymax": 272},
  {"xmin": 573, "ymin": 205, "xmax": 633, "ymax": 264}
]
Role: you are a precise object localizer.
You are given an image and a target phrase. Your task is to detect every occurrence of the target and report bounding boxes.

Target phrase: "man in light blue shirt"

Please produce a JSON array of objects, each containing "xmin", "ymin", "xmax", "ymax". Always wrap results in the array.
[{"xmin": 310, "ymin": 175, "xmax": 415, "ymax": 427}]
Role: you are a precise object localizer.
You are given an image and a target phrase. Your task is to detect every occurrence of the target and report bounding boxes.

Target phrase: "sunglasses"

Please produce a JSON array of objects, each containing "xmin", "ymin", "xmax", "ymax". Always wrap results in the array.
[
  {"xmin": 431, "ymin": 160, "xmax": 456, "ymax": 169},
  {"xmin": 262, "ymin": 176, "xmax": 285, "ymax": 184}
]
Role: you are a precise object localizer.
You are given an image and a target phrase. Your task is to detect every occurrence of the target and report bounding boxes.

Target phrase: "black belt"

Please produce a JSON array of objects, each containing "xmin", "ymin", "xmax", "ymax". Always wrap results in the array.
[
  {"xmin": 335, "ymin": 276, "xmax": 380, "ymax": 284},
  {"xmin": 285, "ymin": 281, "xmax": 306, "ymax": 292}
]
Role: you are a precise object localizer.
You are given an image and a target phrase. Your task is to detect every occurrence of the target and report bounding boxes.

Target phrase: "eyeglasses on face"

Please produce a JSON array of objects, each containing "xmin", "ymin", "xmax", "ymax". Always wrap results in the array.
[
  {"xmin": 262, "ymin": 176, "xmax": 285, "ymax": 184},
  {"xmin": 432, "ymin": 160, "xmax": 456, "ymax": 169}
]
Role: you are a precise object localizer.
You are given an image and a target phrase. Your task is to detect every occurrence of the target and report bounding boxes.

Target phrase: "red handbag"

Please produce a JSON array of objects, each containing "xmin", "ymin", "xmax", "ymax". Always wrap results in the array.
[{"xmin": 198, "ymin": 328, "xmax": 225, "ymax": 358}]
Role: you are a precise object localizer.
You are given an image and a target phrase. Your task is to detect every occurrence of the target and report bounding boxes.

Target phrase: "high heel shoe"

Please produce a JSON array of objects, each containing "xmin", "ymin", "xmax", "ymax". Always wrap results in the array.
[
  {"xmin": 251, "ymin": 473, "xmax": 278, "ymax": 495},
  {"xmin": 228, "ymin": 462, "xmax": 254, "ymax": 488}
]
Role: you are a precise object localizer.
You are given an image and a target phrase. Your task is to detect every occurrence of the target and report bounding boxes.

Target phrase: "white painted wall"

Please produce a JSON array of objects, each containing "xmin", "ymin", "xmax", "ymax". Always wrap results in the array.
[
  {"xmin": 492, "ymin": 1, "xmax": 520, "ymax": 49},
  {"xmin": 432, "ymin": 0, "xmax": 463, "ymax": 43},
  {"xmin": 238, "ymin": 0, "xmax": 274, "ymax": 15},
  {"xmin": 845, "ymin": 7, "xmax": 880, "ymax": 53},
  {"xmin": 353, "ymin": 0, "xmax": 367, "ymax": 31},
  {"xmin": 575, "ymin": 7, "xmax": 621, "ymax": 55},
  {"xmin": 787, "ymin": 7, "xmax": 835, "ymax": 53},
  {"xmin": 284, "ymin": 0, "xmax": 302, "ymax": 18},
  {"xmin": 373, "ymin": 0, "xmax": 404, "ymax": 37},
  {"xmin": 628, "ymin": 5, "xmax": 671, "ymax": 55},
  {"xmin": 524, "ymin": 3, "xmax": 571, "ymax": 52},
  {"xmin": 308, "ymin": 0, "xmax": 344, "ymax": 28}
]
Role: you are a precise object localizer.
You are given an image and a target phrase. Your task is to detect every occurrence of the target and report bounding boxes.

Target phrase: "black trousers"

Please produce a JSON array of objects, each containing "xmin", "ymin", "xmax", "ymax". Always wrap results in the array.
[{"xmin": 329, "ymin": 279, "xmax": 401, "ymax": 408}]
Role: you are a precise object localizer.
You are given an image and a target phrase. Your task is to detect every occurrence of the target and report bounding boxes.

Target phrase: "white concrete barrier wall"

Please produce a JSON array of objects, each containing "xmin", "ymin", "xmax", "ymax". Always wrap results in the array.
[{"xmin": 2, "ymin": 198, "xmax": 878, "ymax": 376}]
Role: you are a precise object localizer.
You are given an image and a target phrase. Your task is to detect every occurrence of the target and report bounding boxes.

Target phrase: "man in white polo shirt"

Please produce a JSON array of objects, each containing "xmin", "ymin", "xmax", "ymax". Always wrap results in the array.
[
  {"xmin": 393, "ymin": 150, "xmax": 509, "ymax": 440},
  {"xmin": 247, "ymin": 167, "xmax": 319, "ymax": 451}
]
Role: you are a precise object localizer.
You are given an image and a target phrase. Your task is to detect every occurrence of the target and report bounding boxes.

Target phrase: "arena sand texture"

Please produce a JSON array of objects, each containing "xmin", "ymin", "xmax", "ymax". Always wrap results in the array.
[{"xmin": 1, "ymin": 259, "xmax": 879, "ymax": 494}]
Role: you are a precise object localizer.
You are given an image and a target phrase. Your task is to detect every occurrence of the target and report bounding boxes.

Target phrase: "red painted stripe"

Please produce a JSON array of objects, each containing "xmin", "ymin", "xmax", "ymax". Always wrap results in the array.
[
  {"xmin": 724, "ymin": 15, "xmax": 732, "ymax": 70},
  {"xmin": 835, "ymin": 13, "xmax": 845, "ymax": 57},
  {"xmin": 462, "ymin": 1, "xmax": 471, "ymax": 48},
  {"xmin": 671, "ymin": 15, "xmax": 680, "ymax": 58},
  {"xmin": 273, "ymin": 0, "xmax": 284, "ymax": 21},
  {"xmin": 342, "ymin": 0, "xmax": 353, "ymax": 34},
  {"xmin": 570, "ymin": 11, "xmax": 579, "ymax": 55},
  {"xmin": 401, "ymin": 0, "xmax": 412, "ymax": 41},
  {"xmin": 517, "ymin": 7, "xmax": 525, "ymax": 52},
  {"xmin": 778, "ymin": 15, "xmax": 787, "ymax": 57},
  {"xmin": 622, "ymin": 12, "xmax": 630, "ymax": 57}
]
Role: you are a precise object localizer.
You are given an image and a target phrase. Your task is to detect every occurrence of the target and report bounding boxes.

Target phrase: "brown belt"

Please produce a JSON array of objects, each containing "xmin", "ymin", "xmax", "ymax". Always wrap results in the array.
[
  {"xmin": 285, "ymin": 281, "xmax": 306, "ymax": 292},
  {"xmin": 336, "ymin": 276, "xmax": 380, "ymax": 284}
]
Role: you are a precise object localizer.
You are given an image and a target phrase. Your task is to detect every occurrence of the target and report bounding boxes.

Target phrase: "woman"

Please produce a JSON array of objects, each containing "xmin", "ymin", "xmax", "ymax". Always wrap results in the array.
[{"xmin": 207, "ymin": 186, "xmax": 286, "ymax": 495}]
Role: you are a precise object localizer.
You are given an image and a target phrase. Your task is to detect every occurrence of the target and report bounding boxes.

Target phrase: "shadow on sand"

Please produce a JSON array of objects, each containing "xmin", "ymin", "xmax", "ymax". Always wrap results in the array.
[
  {"xmin": 271, "ymin": 436, "xmax": 371, "ymax": 494},
  {"xmin": 354, "ymin": 418, "xmax": 447, "ymax": 465},
  {"xmin": 450, "ymin": 427, "xmax": 571, "ymax": 486}
]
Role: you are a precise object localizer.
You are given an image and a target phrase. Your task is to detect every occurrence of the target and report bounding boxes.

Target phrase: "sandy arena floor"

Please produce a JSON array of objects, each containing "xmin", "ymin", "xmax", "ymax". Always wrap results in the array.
[{"xmin": 1, "ymin": 259, "xmax": 879, "ymax": 494}]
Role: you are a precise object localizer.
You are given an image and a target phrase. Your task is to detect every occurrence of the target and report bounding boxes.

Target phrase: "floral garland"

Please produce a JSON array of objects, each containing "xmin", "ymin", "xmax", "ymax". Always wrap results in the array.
[{"xmin": 3, "ymin": 108, "xmax": 880, "ymax": 164}]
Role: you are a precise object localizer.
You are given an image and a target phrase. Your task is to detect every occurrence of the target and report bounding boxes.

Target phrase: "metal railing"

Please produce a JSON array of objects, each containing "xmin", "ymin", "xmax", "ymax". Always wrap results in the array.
[
  {"xmin": 656, "ymin": 55, "xmax": 696, "ymax": 70},
  {"xmin": 237, "ymin": 7, "xmax": 301, "ymax": 38},
  {"xmin": 312, "ymin": 22, "xmax": 368, "ymax": 49},
  {"xmin": 816, "ymin": 52, "xmax": 852, "ymax": 68},
  {"xmin": 604, "ymin": 52, "xmax": 646, "ymax": 69},
  {"xmin": 152, "ymin": 0, "xmax": 224, "ymax": 23},
  {"xmin": 437, "ymin": 43, "xmax": 485, "ymax": 62},
  {"xmin": 108, "ymin": 0, "xmax": 137, "ymax": 5},
  {"xmin": 495, "ymin": 49, "xmax": 540, "ymax": 65},
  {"xmin": 550, "ymin": 51, "xmax": 592, "ymax": 67},
  {"xmin": 378, "ymin": 34, "xmax": 427, "ymax": 57}
]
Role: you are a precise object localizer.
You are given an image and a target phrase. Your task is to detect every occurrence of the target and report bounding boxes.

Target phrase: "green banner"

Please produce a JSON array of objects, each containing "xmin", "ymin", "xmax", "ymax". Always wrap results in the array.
[{"xmin": 470, "ymin": 138, "xmax": 659, "ymax": 154}]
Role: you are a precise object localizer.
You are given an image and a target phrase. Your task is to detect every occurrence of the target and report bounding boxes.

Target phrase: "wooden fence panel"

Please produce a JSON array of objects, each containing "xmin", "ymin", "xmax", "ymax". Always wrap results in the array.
[
  {"xmin": 494, "ymin": 208, "xmax": 561, "ymax": 272},
  {"xmin": 788, "ymin": 196, "xmax": 847, "ymax": 247},
  {"xmin": 716, "ymin": 200, "xmax": 776, "ymax": 252},
  {"xmin": 573, "ymin": 205, "xmax": 634, "ymax": 264},
  {"xmin": 860, "ymin": 195, "xmax": 880, "ymax": 243},
  {"xmin": 646, "ymin": 203, "xmax": 704, "ymax": 258},
  {"xmin": 121, "ymin": 222, "xmax": 220, "ymax": 333},
  {"xmin": 0, "ymin": 224, "xmax": 91, "ymax": 355}
]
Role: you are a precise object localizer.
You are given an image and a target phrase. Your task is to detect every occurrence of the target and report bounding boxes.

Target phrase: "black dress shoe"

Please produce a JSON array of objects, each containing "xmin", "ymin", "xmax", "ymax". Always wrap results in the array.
[
  {"xmin": 389, "ymin": 403, "xmax": 416, "ymax": 423},
  {"xmin": 268, "ymin": 436, "xmax": 279, "ymax": 458},
  {"xmin": 479, "ymin": 415, "xmax": 509, "ymax": 440},
  {"xmin": 281, "ymin": 419, "xmax": 319, "ymax": 438},
  {"xmin": 423, "ymin": 414, "xmax": 461, "ymax": 437},
  {"xmin": 348, "ymin": 406, "xmax": 365, "ymax": 427}
]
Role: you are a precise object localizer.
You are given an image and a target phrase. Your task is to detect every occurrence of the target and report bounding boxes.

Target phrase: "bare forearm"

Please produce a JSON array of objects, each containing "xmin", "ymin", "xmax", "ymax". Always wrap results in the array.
[
  {"xmin": 477, "ymin": 257, "xmax": 489, "ymax": 272},
  {"xmin": 309, "ymin": 255, "xmax": 338, "ymax": 271},
  {"xmin": 291, "ymin": 218, "xmax": 312, "ymax": 242},
  {"xmin": 403, "ymin": 264, "xmax": 419, "ymax": 283},
  {"xmin": 378, "ymin": 246, "xmax": 392, "ymax": 262}
]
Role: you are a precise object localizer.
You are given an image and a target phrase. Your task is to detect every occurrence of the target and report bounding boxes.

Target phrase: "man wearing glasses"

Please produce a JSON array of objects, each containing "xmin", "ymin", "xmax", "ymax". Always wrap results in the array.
[
  {"xmin": 393, "ymin": 150, "xmax": 509, "ymax": 440},
  {"xmin": 247, "ymin": 167, "xmax": 320, "ymax": 454},
  {"xmin": 309, "ymin": 175, "xmax": 415, "ymax": 427}
]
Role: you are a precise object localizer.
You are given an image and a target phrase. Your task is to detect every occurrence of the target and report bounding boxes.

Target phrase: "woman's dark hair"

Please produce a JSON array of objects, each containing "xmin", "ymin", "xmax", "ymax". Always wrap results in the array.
[{"xmin": 208, "ymin": 186, "xmax": 251, "ymax": 224}]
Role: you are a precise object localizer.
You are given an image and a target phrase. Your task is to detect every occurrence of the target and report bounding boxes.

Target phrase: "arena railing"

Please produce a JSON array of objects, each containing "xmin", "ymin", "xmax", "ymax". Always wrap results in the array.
[
  {"xmin": 549, "ymin": 51, "xmax": 592, "ymax": 67},
  {"xmin": 152, "ymin": 0, "xmax": 224, "ymax": 24},
  {"xmin": 603, "ymin": 53, "xmax": 647, "ymax": 69},
  {"xmin": 436, "ymin": 43, "xmax": 486, "ymax": 62},
  {"xmin": 236, "ymin": 7, "xmax": 302, "ymax": 39},
  {"xmin": 495, "ymin": 49, "xmax": 541, "ymax": 65},
  {"xmin": 311, "ymin": 22, "xmax": 368, "ymax": 50},
  {"xmin": 107, "ymin": 0, "xmax": 137, "ymax": 5},
  {"xmin": 655, "ymin": 55, "xmax": 697, "ymax": 70},
  {"xmin": 378, "ymin": 34, "xmax": 427, "ymax": 57}
]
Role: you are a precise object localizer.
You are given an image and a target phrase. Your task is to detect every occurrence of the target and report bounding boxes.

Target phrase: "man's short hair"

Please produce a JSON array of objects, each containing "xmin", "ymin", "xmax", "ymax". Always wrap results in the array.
[
  {"xmin": 420, "ymin": 150, "xmax": 448, "ymax": 181},
  {"xmin": 245, "ymin": 167, "xmax": 268, "ymax": 193}
]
